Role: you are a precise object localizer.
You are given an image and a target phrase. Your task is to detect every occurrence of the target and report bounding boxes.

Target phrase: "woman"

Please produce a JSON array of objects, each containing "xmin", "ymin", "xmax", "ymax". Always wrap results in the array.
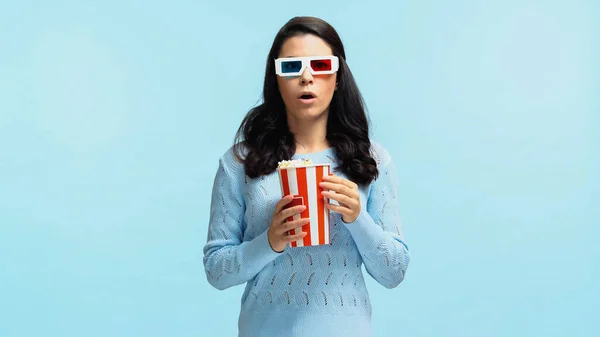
[{"xmin": 203, "ymin": 16, "xmax": 410, "ymax": 337}]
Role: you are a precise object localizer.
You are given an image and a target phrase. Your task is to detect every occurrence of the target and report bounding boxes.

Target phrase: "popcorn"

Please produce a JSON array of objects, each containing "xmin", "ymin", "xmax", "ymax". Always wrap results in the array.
[
  {"xmin": 277, "ymin": 158, "xmax": 314, "ymax": 168},
  {"xmin": 277, "ymin": 161, "xmax": 332, "ymax": 247}
]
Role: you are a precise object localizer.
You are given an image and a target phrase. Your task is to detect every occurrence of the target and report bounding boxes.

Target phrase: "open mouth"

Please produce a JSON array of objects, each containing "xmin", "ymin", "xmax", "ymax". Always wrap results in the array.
[{"xmin": 298, "ymin": 92, "xmax": 316, "ymax": 103}]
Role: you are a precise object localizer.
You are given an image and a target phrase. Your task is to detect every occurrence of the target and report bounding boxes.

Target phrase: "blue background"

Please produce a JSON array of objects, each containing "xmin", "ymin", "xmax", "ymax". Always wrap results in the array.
[{"xmin": 1, "ymin": 0, "xmax": 598, "ymax": 336}]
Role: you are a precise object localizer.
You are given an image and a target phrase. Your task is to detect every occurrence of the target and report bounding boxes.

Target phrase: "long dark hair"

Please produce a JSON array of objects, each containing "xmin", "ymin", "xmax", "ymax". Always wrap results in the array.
[{"xmin": 233, "ymin": 16, "xmax": 378, "ymax": 186}]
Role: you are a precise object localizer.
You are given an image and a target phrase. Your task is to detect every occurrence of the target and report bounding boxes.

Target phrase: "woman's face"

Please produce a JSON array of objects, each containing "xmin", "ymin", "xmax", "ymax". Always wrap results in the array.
[{"xmin": 276, "ymin": 34, "xmax": 338, "ymax": 124}]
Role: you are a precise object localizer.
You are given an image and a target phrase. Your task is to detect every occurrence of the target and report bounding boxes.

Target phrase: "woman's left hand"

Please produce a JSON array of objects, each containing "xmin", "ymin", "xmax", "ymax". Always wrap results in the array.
[{"xmin": 320, "ymin": 175, "xmax": 361, "ymax": 223}]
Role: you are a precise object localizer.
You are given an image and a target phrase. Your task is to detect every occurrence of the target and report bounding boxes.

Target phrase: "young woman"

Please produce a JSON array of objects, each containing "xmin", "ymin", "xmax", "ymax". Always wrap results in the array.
[{"xmin": 203, "ymin": 16, "xmax": 410, "ymax": 337}]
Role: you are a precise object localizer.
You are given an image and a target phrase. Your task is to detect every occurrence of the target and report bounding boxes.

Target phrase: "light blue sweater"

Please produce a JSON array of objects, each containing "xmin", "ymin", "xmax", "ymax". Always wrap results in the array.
[{"xmin": 203, "ymin": 142, "xmax": 410, "ymax": 337}]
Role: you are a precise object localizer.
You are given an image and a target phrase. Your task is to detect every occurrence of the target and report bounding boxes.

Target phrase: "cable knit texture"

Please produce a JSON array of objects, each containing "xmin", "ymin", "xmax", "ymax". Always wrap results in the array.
[{"xmin": 203, "ymin": 141, "xmax": 410, "ymax": 337}]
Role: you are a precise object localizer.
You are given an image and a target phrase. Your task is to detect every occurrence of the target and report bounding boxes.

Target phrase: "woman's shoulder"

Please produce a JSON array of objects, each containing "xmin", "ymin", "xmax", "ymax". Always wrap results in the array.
[
  {"xmin": 217, "ymin": 142, "xmax": 248, "ymax": 176},
  {"xmin": 369, "ymin": 140, "xmax": 393, "ymax": 168}
]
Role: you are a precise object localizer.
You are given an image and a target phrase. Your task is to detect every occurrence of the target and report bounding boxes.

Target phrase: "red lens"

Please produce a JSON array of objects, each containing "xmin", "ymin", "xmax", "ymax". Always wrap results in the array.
[{"xmin": 310, "ymin": 59, "xmax": 332, "ymax": 72}]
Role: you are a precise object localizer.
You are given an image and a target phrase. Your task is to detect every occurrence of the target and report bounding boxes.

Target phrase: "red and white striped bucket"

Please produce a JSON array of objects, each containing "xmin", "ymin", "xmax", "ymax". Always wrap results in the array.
[{"xmin": 277, "ymin": 164, "xmax": 331, "ymax": 247}]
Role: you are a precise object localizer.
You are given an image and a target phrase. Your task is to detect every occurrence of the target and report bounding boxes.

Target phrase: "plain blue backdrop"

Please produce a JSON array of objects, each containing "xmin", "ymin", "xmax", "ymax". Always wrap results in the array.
[{"xmin": 0, "ymin": 0, "xmax": 598, "ymax": 336}]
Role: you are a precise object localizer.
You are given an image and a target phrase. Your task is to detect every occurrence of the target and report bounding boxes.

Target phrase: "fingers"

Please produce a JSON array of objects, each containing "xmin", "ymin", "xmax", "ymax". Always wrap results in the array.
[
  {"xmin": 278, "ymin": 205, "xmax": 306, "ymax": 223},
  {"xmin": 325, "ymin": 203, "xmax": 353, "ymax": 218},
  {"xmin": 322, "ymin": 175, "xmax": 358, "ymax": 189},
  {"xmin": 269, "ymin": 195, "xmax": 309, "ymax": 251},
  {"xmin": 285, "ymin": 231, "xmax": 307, "ymax": 243},
  {"xmin": 319, "ymin": 178, "xmax": 359, "ymax": 202},
  {"xmin": 319, "ymin": 181, "xmax": 354, "ymax": 195},
  {"xmin": 273, "ymin": 220, "xmax": 307, "ymax": 249},
  {"xmin": 282, "ymin": 218, "xmax": 310, "ymax": 232},
  {"xmin": 274, "ymin": 194, "xmax": 295, "ymax": 214},
  {"xmin": 322, "ymin": 190, "xmax": 356, "ymax": 207}
]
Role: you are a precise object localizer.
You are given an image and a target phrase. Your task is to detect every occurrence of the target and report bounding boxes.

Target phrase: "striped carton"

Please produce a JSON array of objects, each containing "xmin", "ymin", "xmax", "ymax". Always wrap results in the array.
[{"xmin": 277, "ymin": 163, "xmax": 331, "ymax": 247}]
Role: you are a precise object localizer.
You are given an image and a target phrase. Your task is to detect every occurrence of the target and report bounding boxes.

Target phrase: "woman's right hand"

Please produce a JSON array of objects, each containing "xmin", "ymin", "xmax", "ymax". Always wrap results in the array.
[{"xmin": 267, "ymin": 195, "xmax": 309, "ymax": 253}]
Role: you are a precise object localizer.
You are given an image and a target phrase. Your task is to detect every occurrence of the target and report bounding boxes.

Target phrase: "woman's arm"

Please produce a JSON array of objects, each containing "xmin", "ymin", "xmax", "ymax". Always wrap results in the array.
[
  {"xmin": 203, "ymin": 151, "xmax": 282, "ymax": 290},
  {"xmin": 342, "ymin": 144, "xmax": 411, "ymax": 289}
]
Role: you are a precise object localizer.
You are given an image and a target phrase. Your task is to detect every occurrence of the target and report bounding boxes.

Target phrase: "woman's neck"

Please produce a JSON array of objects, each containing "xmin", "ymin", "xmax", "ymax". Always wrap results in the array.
[{"xmin": 288, "ymin": 114, "xmax": 330, "ymax": 154}]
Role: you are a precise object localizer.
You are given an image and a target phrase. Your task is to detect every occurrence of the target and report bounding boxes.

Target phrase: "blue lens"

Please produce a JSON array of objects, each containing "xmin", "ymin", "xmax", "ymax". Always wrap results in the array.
[{"xmin": 281, "ymin": 60, "xmax": 302, "ymax": 73}]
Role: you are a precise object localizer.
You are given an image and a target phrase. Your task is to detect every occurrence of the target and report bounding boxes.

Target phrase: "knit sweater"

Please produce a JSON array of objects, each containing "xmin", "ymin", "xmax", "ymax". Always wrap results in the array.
[{"xmin": 203, "ymin": 142, "xmax": 410, "ymax": 337}]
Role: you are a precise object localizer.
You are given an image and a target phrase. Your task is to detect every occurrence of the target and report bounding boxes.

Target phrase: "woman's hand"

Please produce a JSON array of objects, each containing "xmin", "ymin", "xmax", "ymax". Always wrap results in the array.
[
  {"xmin": 320, "ymin": 175, "xmax": 361, "ymax": 223},
  {"xmin": 267, "ymin": 195, "xmax": 309, "ymax": 253}
]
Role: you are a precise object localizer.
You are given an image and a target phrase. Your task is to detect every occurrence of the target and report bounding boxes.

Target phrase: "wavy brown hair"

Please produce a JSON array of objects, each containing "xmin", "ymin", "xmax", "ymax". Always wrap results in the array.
[{"xmin": 233, "ymin": 16, "xmax": 378, "ymax": 186}]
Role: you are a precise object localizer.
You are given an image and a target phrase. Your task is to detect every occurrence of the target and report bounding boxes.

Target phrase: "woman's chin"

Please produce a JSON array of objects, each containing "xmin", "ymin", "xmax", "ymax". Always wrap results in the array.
[{"xmin": 289, "ymin": 106, "xmax": 329, "ymax": 121}]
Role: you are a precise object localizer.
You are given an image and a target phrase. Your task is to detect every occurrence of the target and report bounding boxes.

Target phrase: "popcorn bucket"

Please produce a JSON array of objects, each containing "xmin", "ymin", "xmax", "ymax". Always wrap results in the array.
[{"xmin": 277, "ymin": 162, "xmax": 331, "ymax": 247}]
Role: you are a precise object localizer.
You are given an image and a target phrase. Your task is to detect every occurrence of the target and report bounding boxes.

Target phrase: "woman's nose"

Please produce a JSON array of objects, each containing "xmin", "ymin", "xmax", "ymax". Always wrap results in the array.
[{"xmin": 299, "ymin": 68, "xmax": 313, "ymax": 84}]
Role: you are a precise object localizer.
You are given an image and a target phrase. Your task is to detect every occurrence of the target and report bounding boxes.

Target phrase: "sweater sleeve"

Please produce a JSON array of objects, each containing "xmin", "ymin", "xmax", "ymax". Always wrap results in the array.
[
  {"xmin": 203, "ymin": 150, "xmax": 282, "ymax": 290},
  {"xmin": 342, "ymin": 143, "xmax": 411, "ymax": 289}
]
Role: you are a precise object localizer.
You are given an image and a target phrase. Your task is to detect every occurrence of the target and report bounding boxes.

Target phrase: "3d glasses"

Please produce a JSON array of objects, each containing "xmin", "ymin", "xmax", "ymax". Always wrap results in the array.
[{"xmin": 275, "ymin": 55, "xmax": 339, "ymax": 77}]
